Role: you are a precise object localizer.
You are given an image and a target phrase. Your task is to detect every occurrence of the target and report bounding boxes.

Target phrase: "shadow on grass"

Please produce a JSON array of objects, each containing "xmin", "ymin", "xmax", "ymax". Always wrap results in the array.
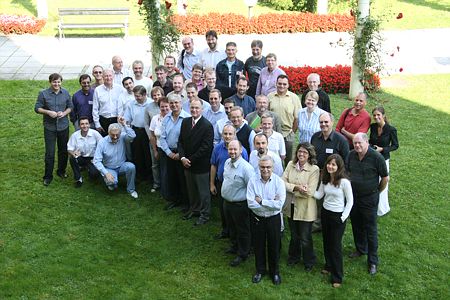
[
  {"xmin": 12, "ymin": 0, "xmax": 37, "ymax": 15},
  {"xmin": 0, "ymin": 78, "xmax": 449, "ymax": 298},
  {"xmin": 398, "ymin": 0, "xmax": 450, "ymax": 12}
]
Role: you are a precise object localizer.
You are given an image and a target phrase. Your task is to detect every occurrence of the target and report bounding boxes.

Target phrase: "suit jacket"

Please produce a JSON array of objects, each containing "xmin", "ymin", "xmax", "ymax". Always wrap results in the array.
[{"xmin": 178, "ymin": 116, "xmax": 214, "ymax": 173}]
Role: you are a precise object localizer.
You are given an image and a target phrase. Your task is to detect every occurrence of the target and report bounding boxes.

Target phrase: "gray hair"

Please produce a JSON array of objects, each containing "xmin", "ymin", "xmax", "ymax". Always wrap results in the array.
[
  {"xmin": 108, "ymin": 123, "xmax": 121, "ymax": 133},
  {"xmin": 354, "ymin": 132, "xmax": 369, "ymax": 142},
  {"xmin": 259, "ymin": 155, "xmax": 274, "ymax": 165},
  {"xmin": 319, "ymin": 112, "xmax": 334, "ymax": 122},
  {"xmin": 168, "ymin": 93, "xmax": 182, "ymax": 103}
]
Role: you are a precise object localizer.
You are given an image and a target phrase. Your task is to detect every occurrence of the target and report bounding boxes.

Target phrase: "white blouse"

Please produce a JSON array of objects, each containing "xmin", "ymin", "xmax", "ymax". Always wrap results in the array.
[{"xmin": 314, "ymin": 178, "xmax": 353, "ymax": 222}]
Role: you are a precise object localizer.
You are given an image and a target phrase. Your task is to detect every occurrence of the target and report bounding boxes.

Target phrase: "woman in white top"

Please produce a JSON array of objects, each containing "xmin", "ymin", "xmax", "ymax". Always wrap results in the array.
[
  {"xmin": 314, "ymin": 154, "xmax": 353, "ymax": 288},
  {"xmin": 298, "ymin": 90, "xmax": 326, "ymax": 143},
  {"xmin": 149, "ymin": 97, "xmax": 171, "ymax": 194}
]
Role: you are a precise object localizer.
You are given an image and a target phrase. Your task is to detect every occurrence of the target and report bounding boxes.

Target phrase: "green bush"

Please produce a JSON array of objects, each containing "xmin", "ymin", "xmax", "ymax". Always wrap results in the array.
[
  {"xmin": 292, "ymin": 0, "xmax": 316, "ymax": 12},
  {"xmin": 260, "ymin": 0, "xmax": 293, "ymax": 10}
]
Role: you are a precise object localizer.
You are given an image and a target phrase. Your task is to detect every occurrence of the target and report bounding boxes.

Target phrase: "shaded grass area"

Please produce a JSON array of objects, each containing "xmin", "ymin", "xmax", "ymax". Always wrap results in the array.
[
  {"xmin": 1, "ymin": 0, "xmax": 449, "ymax": 37},
  {"xmin": 0, "ymin": 74, "xmax": 449, "ymax": 298}
]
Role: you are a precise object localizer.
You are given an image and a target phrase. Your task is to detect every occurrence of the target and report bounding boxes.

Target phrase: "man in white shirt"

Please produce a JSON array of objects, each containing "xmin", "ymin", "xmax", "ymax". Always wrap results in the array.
[
  {"xmin": 249, "ymin": 133, "xmax": 283, "ymax": 177},
  {"xmin": 132, "ymin": 60, "xmax": 153, "ymax": 92},
  {"xmin": 200, "ymin": 30, "xmax": 226, "ymax": 70},
  {"xmin": 67, "ymin": 116, "xmax": 102, "ymax": 187},
  {"xmin": 112, "ymin": 55, "xmax": 132, "ymax": 85},
  {"xmin": 167, "ymin": 74, "xmax": 187, "ymax": 103},
  {"xmin": 119, "ymin": 77, "xmax": 135, "ymax": 113},
  {"xmin": 92, "ymin": 69, "xmax": 124, "ymax": 136}
]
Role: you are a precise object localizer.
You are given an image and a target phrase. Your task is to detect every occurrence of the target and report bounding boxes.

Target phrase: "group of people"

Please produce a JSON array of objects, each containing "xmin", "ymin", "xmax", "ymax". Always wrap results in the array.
[{"xmin": 34, "ymin": 30, "xmax": 399, "ymax": 287}]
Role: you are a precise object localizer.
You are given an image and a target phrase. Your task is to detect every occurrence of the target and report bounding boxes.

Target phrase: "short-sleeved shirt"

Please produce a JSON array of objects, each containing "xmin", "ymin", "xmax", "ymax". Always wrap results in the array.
[
  {"xmin": 346, "ymin": 148, "xmax": 388, "ymax": 197},
  {"xmin": 335, "ymin": 108, "xmax": 371, "ymax": 145},
  {"xmin": 35, "ymin": 87, "xmax": 73, "ymax": 131},
  {"xmin": 67, "ymin": 128, "xmax": 103, "ymax": 157},
  {"xmin": 311, "ymin": 130, "xmax": 350, "ymax": 169},
  {"xmin": 268, "ymin": 91, "xmax": 301, "ymax": 137},
  {"xmin": 210, "ymin": 141, "xmax": 249, "ymax": 182}
]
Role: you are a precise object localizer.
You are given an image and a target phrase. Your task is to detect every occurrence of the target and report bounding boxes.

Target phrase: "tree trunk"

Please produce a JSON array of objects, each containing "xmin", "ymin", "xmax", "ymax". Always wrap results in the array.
[
  {"xmin": 36, "ymin": 0, "xmax": 48, "ymax": 19},
  {"xmin": 349, "ymin": 0, "xmax": 371, "ymax": 99}
]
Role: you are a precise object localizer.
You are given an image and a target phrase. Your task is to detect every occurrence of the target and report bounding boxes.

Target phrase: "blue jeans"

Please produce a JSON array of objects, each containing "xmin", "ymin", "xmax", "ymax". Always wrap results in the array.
[{"xmin": 103, "ymin": 162, "xmax": 136, "ymax": 193}]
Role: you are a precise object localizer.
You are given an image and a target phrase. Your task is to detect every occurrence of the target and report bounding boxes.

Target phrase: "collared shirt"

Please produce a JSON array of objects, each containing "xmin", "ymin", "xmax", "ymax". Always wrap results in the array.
[
  {"xmin": 203, "ymin": 104, "xmax": 227, "ymax": 128},
  {"xmin": 301, "ymin": 88, "xmax": 331, "ymax": 113},
  {"xmin": 221, "ymin": 157, "xmax": 255, "ymax": 202},
  {"xmin": 267, "ymin": 131, "xmax": 286, "ymax": 157},
  {"xmin": 200, "ymin": 47, "xmax": 226, "ymax": 70},
  {"xmin": 183, "ymin": 99, "xmax": 211, "ymax": 114},
  {"xmin": 153, "ymin": 80, "xmax": 174, "ymax": 96},
  {"xmin": 214, "ymin": 118, "xmax": 232, "ymax": 144},
  {"xmin": 369, "ymin": 122, "xmax": 399, "ymax": 160},
  {"xmin": 247, "ymin": 174, "xmax": 286, "ymax": 218},
  {"xmin": 249, "ymin": 150, "xmax": 284, "ymax": 177},
  {"xmin": 211, "ymin": 141, "xmax": 249, "ymax": 182},
  {"xmin": 346, "ymin": 148, "xmax": 388, "ymax": 196},
  {"xmin": 236, "ymin": 122, "xmax": 256, "ymax": 153},
  {"xmin": 35, "ymin": 87, "xmax": 73, "ymax": 131},
  {"xmin": 256, "ymin": 67, "xmax": 285, "ymax": 96},
  {"xmin": 93, "ymin": 125, "xmax": 136, "ymax": 175},
  {"xmin": 124, "ymin": 99, "xmax": 150, "ymax": 128},
  {"xmin": 216, "ymin": 58, "xmax": 244, "ymax": 88},
  {"xmin": 67, "ymin": 128, "xmax": 103, "ymax": 157},
  {"xmin": 230, "ymin": 94, "xmax": 256, "ymax": 116},
  {"xmin": 167, "ymin": 90, "xmax": 188, "ymax": 102},
  {"xmin": 245, "ymin": 110, "xmax": 283, "ymax": 133},
  {"xmin": 70, "ymin": 88, "xmax": 94, "ymax": 124},
  {"xmin": 113, "ymin": 68, "xmax": 132, "ymax": 86},
  {"xmin": 178, "ymin": 50, "xmax": 200, "ymax": 79},
  {"xmin": 268, "ymin": 91, "xmax": 301, "ymax": 137},
  {"xmin": 311, "ymin": 130, "xmax": 350, "ymax": 169},
  {"xmin": 149, "ymin": 113, "xmax": 165, "ymax": 147},
  {"xmin": 133, "ymin": 77, "xmax": 153, "ymax": 92},
  {"xmin": 335, "ymin": 108, "xmax": 371, "ymax": 145},
  {"xmin": 144, "ymin": 101, "xmax": 161, "ymax": 136},
  {"xmin": 298, "ymin": 106, "xmax": 326, "ymax": 143},
  {"xmin": 160, "ymin": 110, "xmax": 190, "ymax": 155},
  {"xmin": 92, "ymin": 84, "xmax": 124, "ymax": 128},
  {"xmin": 118, "ymin": 90, "xmax": 135, "ymax": 114}
]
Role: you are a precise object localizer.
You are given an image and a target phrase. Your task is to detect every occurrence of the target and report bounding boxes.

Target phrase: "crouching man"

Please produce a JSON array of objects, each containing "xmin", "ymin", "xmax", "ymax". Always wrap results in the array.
[{"xmin": 93, "ymin": 117, "xmax": 138, "ymax": 198}]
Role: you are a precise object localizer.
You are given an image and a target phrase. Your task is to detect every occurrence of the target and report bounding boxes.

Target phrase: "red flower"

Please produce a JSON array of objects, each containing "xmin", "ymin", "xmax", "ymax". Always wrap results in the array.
[
  {"xmin": 399, "ymin": 67, "xmax": 403, "ymax": 72},
  {"xmin": 396, "ymin": 13, "xmax": 403, "ymax": 19},
  {"xmin": 350, "ymin": 9, "xmax": 354, "ymax": 17},
  {"xmin": 165, "ymin": 1, "xmax": 172, "ymax": 10},
  {"xmin": 138, "ymin": 0, "xmax": 143, "ymax": 5}
]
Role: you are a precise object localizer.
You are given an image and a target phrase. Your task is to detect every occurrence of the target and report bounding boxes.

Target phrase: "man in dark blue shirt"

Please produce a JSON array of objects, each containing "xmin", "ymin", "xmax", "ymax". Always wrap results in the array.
[
  {"xmin": 230, "ymin": 77, "xmax": 256, "ymax": 117},
  {"xmin": 70, "ymin": 74, "xmax": 94, "ymax": 130}
]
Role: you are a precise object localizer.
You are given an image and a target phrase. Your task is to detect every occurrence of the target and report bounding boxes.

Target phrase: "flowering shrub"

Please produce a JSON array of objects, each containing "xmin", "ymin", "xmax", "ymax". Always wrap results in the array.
[
  {"xmin": 171, "ymin": 12, "xmax": 354, "ymax": 34},
  {"xmin": 0, "ymin": 14, "xmax": 46, "ymax": 35},
  {"xmin": 280, "ymin": 65, "xmax": 380, "ymax": 94}
]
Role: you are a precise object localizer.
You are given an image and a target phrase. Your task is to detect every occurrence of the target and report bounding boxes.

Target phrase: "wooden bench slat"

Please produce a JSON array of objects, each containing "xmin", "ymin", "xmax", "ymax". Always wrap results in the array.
[{"xmin": 60, "ymin": 24, "xmax": 127, "ymax": 29}]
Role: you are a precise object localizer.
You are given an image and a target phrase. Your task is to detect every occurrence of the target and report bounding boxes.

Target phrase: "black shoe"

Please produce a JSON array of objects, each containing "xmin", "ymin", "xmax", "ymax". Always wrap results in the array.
[
  {"xmin": 287, "ymin": 258, "xmax": 299, "ymax": 266},
  {"xmin": 214, "ymin": 232, "xmax": 229, "ymax": 240},
  {"xmin": 368, "ymin": 264, "xmax": 377, "ymax": 275},
  {"xmin": 304, "ymin": 265, "xmax": 314, "ymax": 272},
  {"xmin": 43, "ymin": 178, "xmax": 52, "ymax": 186},
  {"xmin": 272, "ymin": 274, "xmax": 281, "ymax": 285},
  {"xmin": 348, "ymin": 251, "xmax": 363, "ymax": 258},
  {"xmin": 194, "ymin": 219, "xmax": 208, "ymax": 226},
  {"xmin": 57, "ymin": 171, "xmax": 68, "ymax": 179},
  {"xmin": 229, "ymin": 256, "xmax": 246, "ymax": 267},
  {"xmin": 164, "ymin": 202, "xmax": 177, "ymax": 210},
  {"xmin": 182, "ymin": 212, "xmax": 194, "ymax": 220},
  {"xmin": 224, "ymin": 248, "xmax": 237, "ymax": 255},
  {"xmin": 74, "ymin": 180, "xmax": 82, "ymax": 188},
  {"xmin": 252, "ymin": 273, "xmax": 264, "ymax": 284}
]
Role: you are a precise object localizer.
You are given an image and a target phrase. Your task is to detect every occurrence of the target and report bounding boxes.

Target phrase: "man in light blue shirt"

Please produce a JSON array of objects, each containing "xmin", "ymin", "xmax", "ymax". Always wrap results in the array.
[
  {"xmin": 221, "ymin": 140, "xmax": 255, "ymax": 267},
  {"xmin": 247, "ymin": 155, "xmax": 286, "ymax": 285},
  {"xmin": 177, "ymin": 36, "xmax": 200, "ymax": 80},
  {"xmin": 159, "ymin": 94, "xmax": 190, "ymax": 210},
  {"xmin": 93, "ymin": 117, "xmax": 138, "ymax": 198}
]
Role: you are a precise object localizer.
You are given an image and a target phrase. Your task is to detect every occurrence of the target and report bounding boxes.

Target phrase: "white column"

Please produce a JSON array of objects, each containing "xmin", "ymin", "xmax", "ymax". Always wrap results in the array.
[
  {"xmin": 317, "ymin": 0, "xmax": 328, "ymax": 15},
  {"xmin": 37, "ymin": 0, "xmax": 48, "ymax": 19}
]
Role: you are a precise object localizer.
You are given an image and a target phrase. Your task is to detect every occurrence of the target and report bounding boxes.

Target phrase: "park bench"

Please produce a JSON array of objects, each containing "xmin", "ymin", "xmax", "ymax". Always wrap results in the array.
[{"xmin": 58, "ymin": 8, "xmax": 130, "ymax": 39}]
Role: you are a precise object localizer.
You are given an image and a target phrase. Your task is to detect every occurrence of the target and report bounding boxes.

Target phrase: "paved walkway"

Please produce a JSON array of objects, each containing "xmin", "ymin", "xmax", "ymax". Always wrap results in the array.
[{"xmin": 0, "ymin": 28, "xmax": 449, "ymax": 80}]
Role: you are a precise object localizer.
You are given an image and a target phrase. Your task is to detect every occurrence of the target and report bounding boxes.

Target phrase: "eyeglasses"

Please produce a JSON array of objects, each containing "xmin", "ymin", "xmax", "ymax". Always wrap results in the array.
[
  {"xmin": 319, "ymin": 121, "xmax": 329, "ymax": 124},
  {"xmin": 93, "ymin": 71, "xmax": 102, "ymax": 74}
]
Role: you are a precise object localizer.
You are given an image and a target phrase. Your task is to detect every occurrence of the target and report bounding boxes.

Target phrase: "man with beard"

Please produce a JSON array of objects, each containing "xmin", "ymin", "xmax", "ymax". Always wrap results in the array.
[{"xmin": 200, "ymin": 30, "xmax": 226, "ymax": 70}]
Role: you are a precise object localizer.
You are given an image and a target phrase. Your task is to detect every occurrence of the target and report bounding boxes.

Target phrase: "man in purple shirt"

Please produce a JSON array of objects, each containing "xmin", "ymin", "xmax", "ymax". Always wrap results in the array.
[
  {"xmin": 256, "ymin": 53, "xmax": 286, "ymax": 96},
  {"xmin": 70, "ymin": 74, "xmax": 94, "ymax": 130}
]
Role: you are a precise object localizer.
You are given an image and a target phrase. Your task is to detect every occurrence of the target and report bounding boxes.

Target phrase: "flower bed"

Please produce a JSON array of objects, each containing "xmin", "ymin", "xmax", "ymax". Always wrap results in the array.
[
  {"xmin": 0, "ymin": 14, "xmax": 46, "ymax": 35},
  {"xmin": 280, "ymin": 65, "xmax": 380, "ymax": 94},
  {"xmin": 171, "ymin": 12, "xmax": 354, "ymax": 34}
]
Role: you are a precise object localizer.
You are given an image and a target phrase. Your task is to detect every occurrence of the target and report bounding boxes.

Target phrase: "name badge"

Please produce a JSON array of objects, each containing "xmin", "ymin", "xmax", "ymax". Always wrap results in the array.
[
  {"xmin": 325, "ymin": 148, "xmax": 333, "ymax": 154},
  {"xmin": 88, "ymin": 101, "xmax": 93, "ymax": 105}
]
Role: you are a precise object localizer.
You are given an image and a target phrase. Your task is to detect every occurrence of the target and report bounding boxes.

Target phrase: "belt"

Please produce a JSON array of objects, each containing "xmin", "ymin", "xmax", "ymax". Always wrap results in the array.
[{"xmin": 225, "ymin": 199, "xmax": 247, "ymax": 204}]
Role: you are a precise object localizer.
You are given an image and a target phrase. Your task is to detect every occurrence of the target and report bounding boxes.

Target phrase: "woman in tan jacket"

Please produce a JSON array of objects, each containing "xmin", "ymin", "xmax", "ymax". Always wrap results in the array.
[{"xmin": 282, "ymin": 142, "xmax": 320, "ymax": 271}]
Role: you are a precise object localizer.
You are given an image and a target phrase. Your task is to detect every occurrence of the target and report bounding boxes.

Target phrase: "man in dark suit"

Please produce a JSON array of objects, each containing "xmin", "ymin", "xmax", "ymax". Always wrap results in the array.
[{"xmin": 179, "ymin": 97, "xmax": 214, "ymax": 226}]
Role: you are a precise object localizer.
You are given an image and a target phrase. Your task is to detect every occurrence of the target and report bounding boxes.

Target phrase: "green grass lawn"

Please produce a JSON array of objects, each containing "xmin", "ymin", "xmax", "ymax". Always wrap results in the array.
[
  {"xmin": 1, "ymin": 0, "xmax": 449, "ymax": 37},
  {"xmin": 0, "ymin": 73, "xmax": 449, "ymax": 298}
]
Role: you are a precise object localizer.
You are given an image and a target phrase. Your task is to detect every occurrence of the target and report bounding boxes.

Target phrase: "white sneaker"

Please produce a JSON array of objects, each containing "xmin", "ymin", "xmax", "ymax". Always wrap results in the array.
[{"xmin": 130, "ymin": 191, "xmax": 138, "ymax": 199}]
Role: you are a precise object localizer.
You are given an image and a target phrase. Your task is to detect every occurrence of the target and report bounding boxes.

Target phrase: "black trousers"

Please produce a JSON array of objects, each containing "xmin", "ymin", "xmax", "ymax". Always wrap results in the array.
[
  {"xmin": 43, "ymin": 127, "xmax": 69, "ymax": 180},
  {"xmin": 288, "ymin": 204, "xmax": 316, "ymax": 267},
  {"xmin": 69, "ymin": 156, "xmax": 99, "ymax": 181},
  {"xmin": 213, "ymin": 180, "xmax": 228, "ymax": 235},
  {"xmin": 165, "ymin": 149, "xmax": 188, "ymax": 207},
  {"xmin": 224, "ymin": 200, "xmax": 250, "ymax": 258},
  {"xmin": 251, "ymin": 212, "xmax": 281, "ymax": 277},
  {"xmin": 99, "ymin": 116, "xmax": 117, "ymax": 136},
  {"xmin": 350, "ymin": 192, "xmax": 379, "ymax": 265},
  {"xmin": 322, "ymin": 207, "xmax": 346, "ymax": 284},
  {"xmin": 158, "ymin": 148, "xmax": 169, "ymax": 200},
  {"xmin": 131, "ymin": 127, "xmax": 152, "ymax": 180}
]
